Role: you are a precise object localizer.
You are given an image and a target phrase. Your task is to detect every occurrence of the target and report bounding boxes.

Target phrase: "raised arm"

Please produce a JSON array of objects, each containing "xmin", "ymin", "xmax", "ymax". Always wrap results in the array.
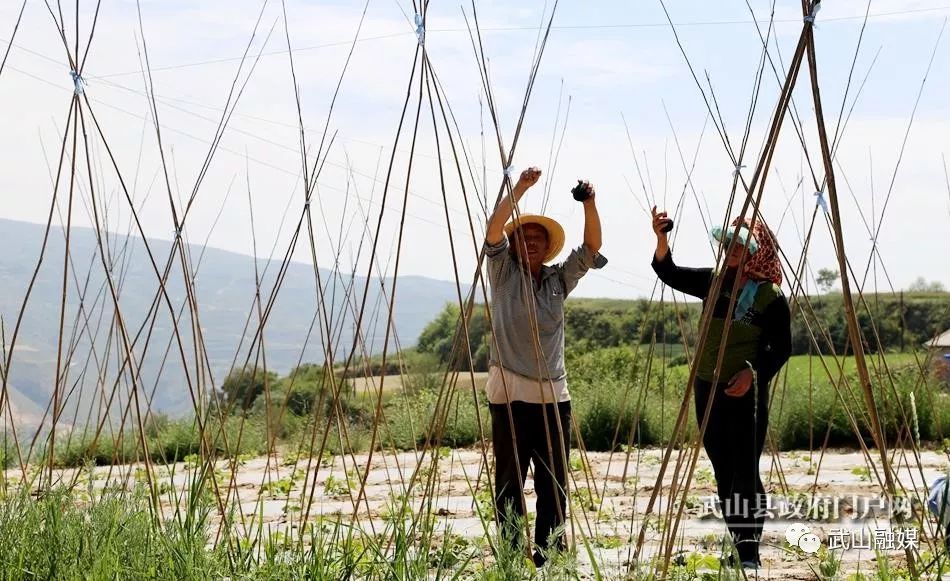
[
  {"xmin": 650, "ymin": 206, "xmax": 713, "ymax": 299},
  {"xmin": 581, "ymin": 183, "xmax": 602, "ymax": 253},
  {"xmin": 559, "ymin": 181, "xmax": 607, "ymax": 296},
  {"xmin": 651, "ymin": 205, "xmax": 672, "ymax": 263},
  {"xmin": 486, "ymin": 167, "xmax": 541, "ymax": 245}
]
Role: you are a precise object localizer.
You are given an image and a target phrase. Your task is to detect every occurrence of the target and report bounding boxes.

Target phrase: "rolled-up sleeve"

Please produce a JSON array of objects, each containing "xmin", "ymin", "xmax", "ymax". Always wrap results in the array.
[
  {"xmin": 484, "ymin": 237, "xmax": 514, "ymax": 287},
  {"xmin": 558, "ymin": 244, "xmax": 605, "ymax": 296}
]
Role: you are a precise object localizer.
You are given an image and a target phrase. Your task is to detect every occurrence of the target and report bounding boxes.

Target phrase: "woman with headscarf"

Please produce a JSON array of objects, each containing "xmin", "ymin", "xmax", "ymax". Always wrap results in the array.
[{"xmin": 649, "ymin": 206, "xmax": 791, "ymax": 569}]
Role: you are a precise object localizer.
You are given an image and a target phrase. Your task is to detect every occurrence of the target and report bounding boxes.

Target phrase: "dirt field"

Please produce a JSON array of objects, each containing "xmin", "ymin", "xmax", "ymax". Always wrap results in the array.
[{"xmin": 21, "ymin": 445, "xmax": 950, "ymax": 579}]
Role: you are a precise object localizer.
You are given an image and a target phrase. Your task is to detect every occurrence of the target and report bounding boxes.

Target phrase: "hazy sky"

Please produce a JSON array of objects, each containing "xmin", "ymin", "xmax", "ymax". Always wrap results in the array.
[{"xmin": 1, "ymin": 0, "xmax": 949, "ymax": 300}]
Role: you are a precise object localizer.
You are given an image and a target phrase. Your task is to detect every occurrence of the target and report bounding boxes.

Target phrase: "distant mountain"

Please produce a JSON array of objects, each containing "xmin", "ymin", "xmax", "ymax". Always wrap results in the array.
[{"xmin": 0, "ymin": 218, "xmax": 470, "ymax": 428}]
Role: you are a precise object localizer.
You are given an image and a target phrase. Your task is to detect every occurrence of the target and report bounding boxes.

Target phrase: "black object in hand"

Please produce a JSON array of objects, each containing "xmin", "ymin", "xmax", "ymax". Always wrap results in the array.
[
  {"xmin": 571, "ymin": 180, "xmax": 592, "ymax": 202},
  {"xmin": 660, "ymin": 218, "xmax": 674, "ymax": 233}
]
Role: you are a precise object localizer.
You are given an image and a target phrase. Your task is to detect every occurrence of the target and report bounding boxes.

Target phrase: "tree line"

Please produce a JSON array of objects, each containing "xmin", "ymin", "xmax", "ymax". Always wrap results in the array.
[{"xmin": 414, "ymin": 293, "xmax": 950, "ymax": 371}]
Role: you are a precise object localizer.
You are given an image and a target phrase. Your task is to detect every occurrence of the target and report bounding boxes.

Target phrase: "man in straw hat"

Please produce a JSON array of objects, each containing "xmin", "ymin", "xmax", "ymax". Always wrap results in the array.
[
  {"xmin": 650, "ymin": 207, "xmax": 791, "ymax": 570},
  {"xmin": 484, "ymin": 166, "xmax": 606, "ymax": 566}
]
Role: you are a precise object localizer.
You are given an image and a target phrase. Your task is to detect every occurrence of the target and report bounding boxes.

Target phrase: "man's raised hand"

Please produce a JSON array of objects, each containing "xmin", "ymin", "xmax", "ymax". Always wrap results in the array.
[{"xmin": 516, "ymin": 167, "xmax": 542, "ymax": 190}]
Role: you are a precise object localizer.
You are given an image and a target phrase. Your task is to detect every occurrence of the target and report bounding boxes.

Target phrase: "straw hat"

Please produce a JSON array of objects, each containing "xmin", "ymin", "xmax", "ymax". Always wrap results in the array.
[{"xmin": 503, "ymin": 213, "xmax": 565, "ymax": 264}]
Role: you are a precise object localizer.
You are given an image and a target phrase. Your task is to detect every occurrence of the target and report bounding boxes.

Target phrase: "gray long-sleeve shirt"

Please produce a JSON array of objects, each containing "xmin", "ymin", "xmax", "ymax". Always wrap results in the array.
[{"xmin": 485, "ymin": 237, "xmax": 603, "ymax": 381}]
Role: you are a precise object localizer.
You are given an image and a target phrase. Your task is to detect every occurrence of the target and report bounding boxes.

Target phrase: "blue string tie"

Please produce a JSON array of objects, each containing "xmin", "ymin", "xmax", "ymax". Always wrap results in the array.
[
  {"xmin": 70, "ymin": 70, "xmax": 85, "ymax": 95},
  {"xmin": 414, "ymin": 14, "xmax": 425, "ymax": 46}
]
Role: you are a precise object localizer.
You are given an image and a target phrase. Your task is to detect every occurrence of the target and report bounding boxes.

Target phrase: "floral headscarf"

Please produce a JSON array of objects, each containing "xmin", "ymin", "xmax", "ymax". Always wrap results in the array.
[
  {"xmin": 711, "ymin": 216, "xmax": 783, "ymax": 285},
  {"xmin": 733, "ymin": 217, "xmax": 782, "ymax": 285},
  {"xmin": 710, "ymin": 216, "xmax": 783, "ymax": 319}
]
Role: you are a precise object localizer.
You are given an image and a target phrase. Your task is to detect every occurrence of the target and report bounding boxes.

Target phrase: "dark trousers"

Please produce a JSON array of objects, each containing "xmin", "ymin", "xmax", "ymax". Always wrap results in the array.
[
  {"xmin": 489, "ymin": 401, "xmax": 571, "ymax": 554},
  {"xmin": 694, "ymin": 377, "xmax": 769, "ymax": 564}
]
